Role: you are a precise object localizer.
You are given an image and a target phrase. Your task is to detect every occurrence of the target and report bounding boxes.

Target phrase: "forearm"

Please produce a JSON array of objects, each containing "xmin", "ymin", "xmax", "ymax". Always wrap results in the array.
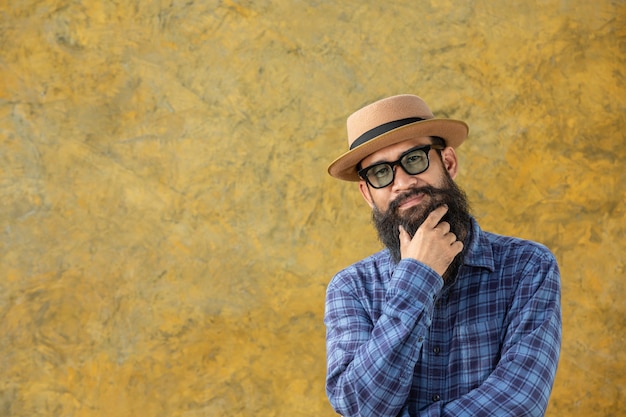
[
  {"xmin": 325, "ymin": 259, "xmax": 443, "ymax": 417},
  {"xmin": 419, "ymin": 311, "xmax": 561, "ymax": 417},
  {"xmin": 419, "ymin": 250, "xmax": 562, "ymax": 417}
]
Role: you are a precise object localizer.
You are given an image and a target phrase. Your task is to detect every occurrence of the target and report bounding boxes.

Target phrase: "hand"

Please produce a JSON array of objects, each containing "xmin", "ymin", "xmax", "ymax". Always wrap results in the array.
[{"xmin": 399, "ymin": 204, "xmax": 464, "ymax": 277}]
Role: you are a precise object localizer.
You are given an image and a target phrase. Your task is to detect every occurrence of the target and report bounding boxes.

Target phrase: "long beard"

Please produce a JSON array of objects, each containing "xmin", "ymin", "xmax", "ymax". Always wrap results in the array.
[{"xmin": 372, "ymin": 173, "xmax": 471, "ymax": 281}]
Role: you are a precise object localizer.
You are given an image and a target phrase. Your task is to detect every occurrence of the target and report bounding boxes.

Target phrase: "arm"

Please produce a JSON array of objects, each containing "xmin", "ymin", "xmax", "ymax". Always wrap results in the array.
[
  {"xmin": 325, "ymin": 259, "xmax": 443, "ymax": 417},
  {"xmin": 325, "ymin": 206, "xmax": 462, "ymax": 416},
  {"xmin": 420, "ymin": 247, "xmax": 562, "ymax": 417}
]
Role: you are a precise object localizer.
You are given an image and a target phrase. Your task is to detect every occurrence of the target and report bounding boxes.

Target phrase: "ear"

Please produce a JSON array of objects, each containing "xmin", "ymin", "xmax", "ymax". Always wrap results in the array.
[
  {"xmin": 440, "ymin": 146, "xmax": 459, "ymax": 179},
  {"xmin": 359, "ymin": 180, "xmax": 375, "ymax": 208}
]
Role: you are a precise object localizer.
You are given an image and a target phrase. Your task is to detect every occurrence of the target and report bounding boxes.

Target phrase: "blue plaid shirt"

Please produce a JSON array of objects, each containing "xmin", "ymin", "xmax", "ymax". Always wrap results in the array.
[{"xmin": 325, "ymin": 218, "xmax": 561, "ymax": 416}]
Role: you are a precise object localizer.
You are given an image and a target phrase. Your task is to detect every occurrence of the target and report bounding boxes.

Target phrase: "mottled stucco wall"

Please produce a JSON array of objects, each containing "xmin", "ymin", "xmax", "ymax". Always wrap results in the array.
[{"xmin": 1, "ymin": 1, "xmax": 624, "ymax": 416}]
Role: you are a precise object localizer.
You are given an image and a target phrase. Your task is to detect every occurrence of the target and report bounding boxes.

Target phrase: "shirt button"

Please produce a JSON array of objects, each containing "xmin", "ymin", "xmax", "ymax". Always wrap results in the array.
[
  {"xmin": 432, "ymin": 394, "xmax": 441, "ymax": 402},
  {"xmin": 433, "ymin": 346, "xmax": 440, "ymax": 354}
]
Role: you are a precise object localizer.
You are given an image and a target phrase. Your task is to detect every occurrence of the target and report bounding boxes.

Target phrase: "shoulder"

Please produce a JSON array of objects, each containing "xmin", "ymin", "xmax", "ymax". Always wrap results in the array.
[
  {"xmin": 483, "ymin": 230, "xmax": 557, "ymax": 265},
  {"xmin": 466, "ymin": 220, "xmax": 560, "ymax": 288},
  {"xmin": 327, "ymin": 249, "xmax": 391, "ymax": 293},
  {"xmin": 473, "ymin": 227, "xmax": 561, "ymax": 296}
]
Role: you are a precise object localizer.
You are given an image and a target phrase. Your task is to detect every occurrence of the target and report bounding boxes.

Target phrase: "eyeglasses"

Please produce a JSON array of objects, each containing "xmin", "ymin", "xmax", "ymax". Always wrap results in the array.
[{"xmin": 358, "ymin": 144, "xmax": 445, "ymax": 189}]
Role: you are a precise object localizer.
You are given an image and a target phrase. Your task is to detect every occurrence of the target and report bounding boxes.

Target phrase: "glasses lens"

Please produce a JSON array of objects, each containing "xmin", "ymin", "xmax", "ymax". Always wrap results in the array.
[
  {"xmin": 401, "ymin": 148, "xmax": 428, "ymax": 174},
  {"xmin": 365, "ymin": 164, "xmax": 394, "ymax": 188}
]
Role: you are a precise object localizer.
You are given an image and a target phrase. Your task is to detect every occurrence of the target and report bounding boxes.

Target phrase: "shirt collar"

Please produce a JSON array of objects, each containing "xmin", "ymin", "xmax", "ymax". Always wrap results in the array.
[{"xmin": 463, "ymin": 217, "xmax": 495, "ymax": 272}]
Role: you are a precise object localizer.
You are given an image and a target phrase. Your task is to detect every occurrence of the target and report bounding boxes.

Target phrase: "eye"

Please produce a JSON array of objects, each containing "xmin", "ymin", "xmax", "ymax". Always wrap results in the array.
[
  {"xmin": 404, "ymin": 151, "xmax": 426, "ymax": 167},
  {"xmin": 370, "ymin": 164, "xmax": 391, "ymax": 179}
]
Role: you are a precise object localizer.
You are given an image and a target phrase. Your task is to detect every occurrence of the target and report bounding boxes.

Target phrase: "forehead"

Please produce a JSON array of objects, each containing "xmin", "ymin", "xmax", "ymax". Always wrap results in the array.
[{"xmin": 360, "ymin": 137, "xmax": 433, "ymax": 167}]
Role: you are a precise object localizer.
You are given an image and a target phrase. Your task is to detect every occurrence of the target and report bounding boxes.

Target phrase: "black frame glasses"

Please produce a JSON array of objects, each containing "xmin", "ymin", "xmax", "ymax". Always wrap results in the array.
[{"xmin": 358, "ymin": 144, "xmax": 445, "ymax": 189}]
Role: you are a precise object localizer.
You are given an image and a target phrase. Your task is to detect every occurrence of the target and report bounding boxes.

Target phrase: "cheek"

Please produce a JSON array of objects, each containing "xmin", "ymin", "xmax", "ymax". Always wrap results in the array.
[
  {"xmin": 359, "ymin": 181, "xmax": 389, "ymax": 210},
  {"xmin": 420, "ymin": 166, "xmax": 449, "ymax": 189},
  {"xmin": 369, "ymin": 190, "xmax": 392, "ymax": 212}
]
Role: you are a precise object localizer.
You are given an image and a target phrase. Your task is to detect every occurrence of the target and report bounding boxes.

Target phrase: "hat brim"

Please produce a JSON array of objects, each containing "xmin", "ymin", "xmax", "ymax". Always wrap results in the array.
[{"xmin": 327, "ymin": 118, "xmax": 468, "ymax": 182}]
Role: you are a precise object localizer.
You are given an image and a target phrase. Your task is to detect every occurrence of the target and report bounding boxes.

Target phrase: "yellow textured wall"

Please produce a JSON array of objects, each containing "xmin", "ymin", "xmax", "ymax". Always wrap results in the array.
[{"xmin": 1, "ymin": 1, "xmax": 624, "ymax": 416}]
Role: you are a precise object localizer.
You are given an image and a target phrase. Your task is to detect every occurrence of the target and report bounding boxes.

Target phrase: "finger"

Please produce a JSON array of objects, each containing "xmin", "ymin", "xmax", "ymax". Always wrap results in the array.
[
  {"xmin": 398, "ymin": 225, "xmax": 411, "ymax": 245},
  {"xmin": 424, "ymin": 204, "xmax": 449, "ymax": 228},
  {"xmin": 437, "ymin": 221, "xmax": 451, "ymax": 235},
  {"xmin": 451, "ymin": 240, "xmax": 464, "ymax": 253}
]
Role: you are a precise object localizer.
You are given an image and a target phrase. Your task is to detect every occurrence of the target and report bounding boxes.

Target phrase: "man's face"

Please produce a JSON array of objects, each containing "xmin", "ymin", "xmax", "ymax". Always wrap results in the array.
[
  {"xmin": 358, "ymin": 137, "xmax": 471, "ymax": 270},
  {"xmin": 358, "ymin": 137, "xmax": 456, "ymax": 214}
]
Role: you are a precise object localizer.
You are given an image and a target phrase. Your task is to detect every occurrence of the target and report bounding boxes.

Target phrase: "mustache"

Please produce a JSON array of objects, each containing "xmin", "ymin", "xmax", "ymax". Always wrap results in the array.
[{"xmin": 387, "ymin": 185, "xmax": 440, "ymax": 214}]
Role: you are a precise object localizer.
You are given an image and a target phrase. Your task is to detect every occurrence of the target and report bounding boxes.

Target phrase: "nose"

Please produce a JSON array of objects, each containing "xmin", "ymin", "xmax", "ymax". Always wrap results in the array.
[{"xmin": 391, "ymin": 165, "xmax": 419, "ymax": 192}]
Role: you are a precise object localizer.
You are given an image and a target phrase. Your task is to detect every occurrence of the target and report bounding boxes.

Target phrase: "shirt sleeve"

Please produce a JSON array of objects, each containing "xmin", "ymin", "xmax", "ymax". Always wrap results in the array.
[
  {"xmin": 325, "ymin": 258, "xmax": 444, "ymax": 417},
  {"xmin": 419, "ymin": 246, "xmax": 562, "ymax": 417}
]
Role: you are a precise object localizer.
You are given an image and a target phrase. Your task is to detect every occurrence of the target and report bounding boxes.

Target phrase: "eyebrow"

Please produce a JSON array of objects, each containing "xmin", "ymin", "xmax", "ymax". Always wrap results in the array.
[{"xmin": 362, "ymin": 144, "xmax": 431, "ymax": 168}]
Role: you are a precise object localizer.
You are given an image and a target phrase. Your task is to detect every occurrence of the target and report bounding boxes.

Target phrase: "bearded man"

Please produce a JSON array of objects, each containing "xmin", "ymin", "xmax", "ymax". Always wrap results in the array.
[{"xmin": 325, "ymin": 94, "xmax": 561, "ymax": 417}]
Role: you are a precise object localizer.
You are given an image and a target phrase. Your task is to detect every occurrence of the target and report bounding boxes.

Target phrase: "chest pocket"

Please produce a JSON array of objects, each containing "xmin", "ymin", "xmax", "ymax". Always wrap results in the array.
[{"xmin": 450, "ymin": 319, "xmax": 503, "ymax": 391}]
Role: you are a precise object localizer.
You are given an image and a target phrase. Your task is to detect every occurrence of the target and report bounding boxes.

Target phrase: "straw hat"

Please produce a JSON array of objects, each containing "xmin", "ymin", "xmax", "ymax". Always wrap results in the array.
[{"xmin": 328, "ymin": 94, "xmax": 468, "ymax": 181}]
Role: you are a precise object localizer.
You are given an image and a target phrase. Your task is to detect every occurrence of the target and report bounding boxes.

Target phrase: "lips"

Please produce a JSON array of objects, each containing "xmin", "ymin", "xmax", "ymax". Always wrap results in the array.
[
  {"xmin": 397, "ymin": 192, "xmax": 425, "ymax": 210},
  {"xmin": 388, "ymin": 186, "xmax": 436, "ymax": 215}
]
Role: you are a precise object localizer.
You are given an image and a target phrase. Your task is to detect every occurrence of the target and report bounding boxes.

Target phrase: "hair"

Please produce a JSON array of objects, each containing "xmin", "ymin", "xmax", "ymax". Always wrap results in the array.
[
  {"xmin": 431, "ymin": 136, "xmax": 446, "ymax": 147},
  {"xmin": 431, "ymin": 136, "xmax": 446, "ymax": 160}
]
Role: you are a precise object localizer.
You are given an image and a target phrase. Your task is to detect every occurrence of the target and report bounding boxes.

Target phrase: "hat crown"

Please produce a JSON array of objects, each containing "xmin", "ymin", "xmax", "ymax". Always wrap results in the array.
[{"xmin": 347, "ymin": 94, "xmax": 434, "ymax": 147}]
